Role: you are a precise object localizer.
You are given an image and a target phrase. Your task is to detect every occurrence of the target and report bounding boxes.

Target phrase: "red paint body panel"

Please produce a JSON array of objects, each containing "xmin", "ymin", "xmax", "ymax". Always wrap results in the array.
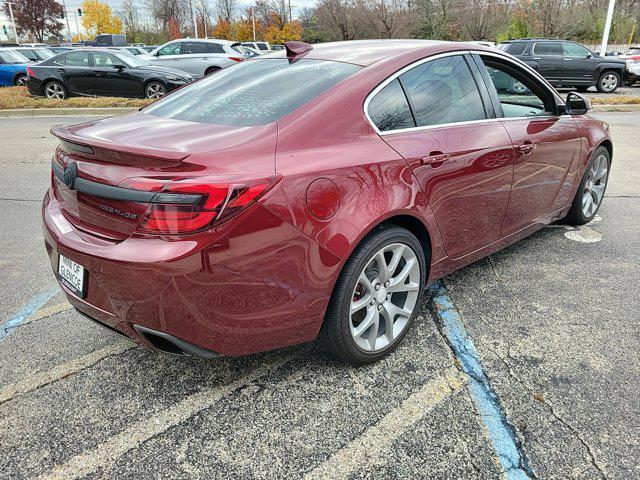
[{"xmin": 41, "ymin": 41, "xmax": 612, "ymax": 356}]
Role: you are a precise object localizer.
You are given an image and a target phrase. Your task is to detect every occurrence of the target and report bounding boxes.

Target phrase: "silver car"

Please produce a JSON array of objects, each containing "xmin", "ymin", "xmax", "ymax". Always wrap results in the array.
[{"xmin": 140, "ymin": 39, "xmax": 245, "ymax": 77}]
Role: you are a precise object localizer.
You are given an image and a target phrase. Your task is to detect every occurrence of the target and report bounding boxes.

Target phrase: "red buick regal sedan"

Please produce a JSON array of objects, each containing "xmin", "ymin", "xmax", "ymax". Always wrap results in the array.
[{"xmin": 43, "ymin": 40, "xmax": 612, "ymax": 363}]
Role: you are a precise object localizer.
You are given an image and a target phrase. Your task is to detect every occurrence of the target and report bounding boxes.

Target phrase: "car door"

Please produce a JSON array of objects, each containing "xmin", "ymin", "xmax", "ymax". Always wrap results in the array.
[
  {"xmin": 562, "ymin": 42, "xmax": 597, "ymax": 84},
  {"xmin": 56, "ymin": 51, "xmax": 94, "ymax": 95},
  {"xmin": 472, "ymin": 53, "xmax": 582, "ymax": 235},
  {"xmin": 150, "ymin": 41, "xmax": 184, "ymax": 70},
  {"xmin": 531, "ymin": 42, "xmax": 564, "ymax": 83},
  {"xmin": 180, "ymin": 41, "xmax": 213, "ymax": 75},
  {"xmin": 368, "ymin": 53, "xmax": 515, "ymax": 259},
  {"xmin": 91, "ymin": 52, "xmax": 141, "ymax": 97}
]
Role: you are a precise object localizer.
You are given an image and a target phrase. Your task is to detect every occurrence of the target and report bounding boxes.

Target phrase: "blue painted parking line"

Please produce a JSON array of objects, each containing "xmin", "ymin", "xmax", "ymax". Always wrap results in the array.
[
  {"xmin": 428, "ymin": 280, "xmax": 536, "ymax": 480},
  {"xmin": 0, "ymin": 286, "xmax": 59, "ymax": 342}
]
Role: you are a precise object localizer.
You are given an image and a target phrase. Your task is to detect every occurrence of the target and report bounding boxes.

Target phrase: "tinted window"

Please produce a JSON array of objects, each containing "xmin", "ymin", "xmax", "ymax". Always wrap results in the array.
[
  {"xmin": 480, "ymin": 57, "xmax": 547, "ymax": 118},
  {"xmin": 145, "ymin": 59, "xmax": 360, "ymax": 126},
  {"xmin": 64, "ymin": 51, "xmax": 90, "ymax": 66},
  {"xmin": 400, "ymin": 55, "xmax": 486, "ymax": 127},
  {"xmin": 533, "ymin": 42, "xmax": 563, "ymax": 55},
  {"xmin": 563, "ymin": 42, "xmax": 590, "ymax": 57},
  {"xmin": 368, "ymin": 79, "xmax": 415, "ymax": 132},
  {"xmin": 182, "ymin": 42, "xmax": 207, "ymax": 54},
  {"xmin": 501, "ymin": 43, "xmax": 526, "ymax": 55},
  {"xmin": 157, "ymin": 42, "xmax": 181, "ymax": 56},
  {"xmin": 257, "ymin": 43, "xmax": 269, "ymax": 51},
  {"xmin": 204, "ymin": 43, "xmax": 225, "ymax": 54},
  {"xmin": 18, "ymin": 49, "xmax": 37, "ymax": 61}
]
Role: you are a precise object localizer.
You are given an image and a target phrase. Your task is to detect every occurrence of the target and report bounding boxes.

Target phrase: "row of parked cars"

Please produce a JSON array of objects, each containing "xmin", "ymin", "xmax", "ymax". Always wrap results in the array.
[{"xmin": 0, "ymin": 38, "xmax": 284, "ymax": 99}]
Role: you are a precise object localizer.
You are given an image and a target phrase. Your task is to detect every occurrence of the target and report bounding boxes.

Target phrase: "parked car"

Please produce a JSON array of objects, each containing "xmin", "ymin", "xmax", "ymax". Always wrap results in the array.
[
  {"xmin": 238, "ymin": 45, "xmax": 261, "ymax": 58},
  {"xmin": 0, "ymin": 49, "xmax": 30, "ymax": 86},
  {"xmin": 9, "ymin": 47, "xmax": 55, "ymax": 62},
  {"xmin": 26, "ymin": 49, "xmax": 194, "ymax": 99},
  {"xmin": 271, "ymin": 44, "xmax": 285, "ymax": 51},
  {"xmin": 95, "ymin": 34, "xmax": 127, "ymax": 47},
  {"xmin": 498, "ymin": 38, "xmax": 627, "ymax": 93},
  {"xmin": 20, "ymin": 43, "xmax": 48, "ymax": 48},
  {"xmin": 49, "ymin": 47, "xmax": 72, "ymax": 54},
  {"xmin": 140, "ymin": 39, "xmax": 245, "ymax": 77},
  {"xmin": 142, "ymin": 45, "xmax": 157, "ymax": 52},
  {"xmin": 42, "ymin": 40, "xmax": 612, "ymax": 363},
  {"xmin": 240, "ymin": 41, "xmax": 271, "ymax": 53},
  {"xmin": 118, "ymin": 46, "xmax": 148, "ymax": 56},
  {"xmin": 620, "ymin": 47, "xmax": 640, "ymax": 85}
]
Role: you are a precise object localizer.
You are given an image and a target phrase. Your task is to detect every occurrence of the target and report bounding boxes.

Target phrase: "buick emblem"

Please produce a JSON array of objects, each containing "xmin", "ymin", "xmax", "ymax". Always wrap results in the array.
[{"xmin": 63, "ymin": 161, "xmax": 77, "ymax": 189}]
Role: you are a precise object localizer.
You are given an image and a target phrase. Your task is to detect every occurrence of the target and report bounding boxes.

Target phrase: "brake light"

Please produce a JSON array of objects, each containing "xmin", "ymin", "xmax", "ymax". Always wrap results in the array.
[
  {"xmin": 229, "ymin": 56, "xmax": 243, "ymax": 62},
  {"xmin": 26, "ymin": 66, "xmax": 35, "ymax": 77},
  {"xmin": 121, "ymin": 175, "xmax": 280, "ymax": 235}
]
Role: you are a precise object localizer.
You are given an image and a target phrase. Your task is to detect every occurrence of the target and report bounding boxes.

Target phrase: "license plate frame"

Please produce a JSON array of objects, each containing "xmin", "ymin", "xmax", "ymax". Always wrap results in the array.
[{"xmin": 57, "ymin": 254, "xmax": 86, "ymax": 298}]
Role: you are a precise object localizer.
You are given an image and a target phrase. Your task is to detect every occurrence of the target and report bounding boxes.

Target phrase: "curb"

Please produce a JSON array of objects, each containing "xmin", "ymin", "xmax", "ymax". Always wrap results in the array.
[
  {"xmin": 0, "ymin": 107, "xmax": 138, "ymax": 117},
  {"xmin": 591, "ymin": 104, "xmax": 640, "ymax": 112}
]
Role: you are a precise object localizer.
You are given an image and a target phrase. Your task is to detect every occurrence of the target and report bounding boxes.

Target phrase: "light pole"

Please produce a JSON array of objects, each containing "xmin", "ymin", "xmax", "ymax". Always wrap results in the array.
[
  {"xmin": 5, "ymin": 1, "xmax": 18, "ymax": 43},
  {"xmin": 191, "ymin": 0, "xmax": 198, "ymax": 38},
  {"xmin": 600, "ymin": 0, "xmax": 616, "ymax": 56},
  {"xmin": 61, "ymin": 0, "xmax": 71, "ymax": 42}
]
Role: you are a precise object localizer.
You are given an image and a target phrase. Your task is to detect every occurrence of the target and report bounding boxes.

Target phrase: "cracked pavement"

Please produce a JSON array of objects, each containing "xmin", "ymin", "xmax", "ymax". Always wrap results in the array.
[{"xmin": 0, "ymin": 113, "xmax": 638, "ymax": 479}]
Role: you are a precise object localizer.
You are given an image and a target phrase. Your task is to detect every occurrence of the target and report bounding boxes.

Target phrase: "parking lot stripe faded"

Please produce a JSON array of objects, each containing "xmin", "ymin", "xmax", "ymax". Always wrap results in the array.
[
  {"xmin": 429, "ymin": 281, "xmax": 536, "ymax": 480},
  {"xmin": 0, "ymin": 341, "xmax": 134, "ymax": 405},
  {"xmin": 0, "ymin": 286, "xmax": 59, "ymax": 342},
  {"xmin": 36, "ymin": 352, "xmax": 297, "ymax": 480},
  {"xmin": 303, "ymin": 367, "xmax": 464, "ymax": 480}
]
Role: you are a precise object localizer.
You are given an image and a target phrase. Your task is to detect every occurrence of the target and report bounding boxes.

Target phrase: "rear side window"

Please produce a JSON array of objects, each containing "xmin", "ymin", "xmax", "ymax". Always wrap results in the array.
[
  {"xmin": 64, "ymin": 51, "xmax": 90, "ymax": 66},
  {"xmin": 500, "ymin": 43, "xmax": 526, "ymax": 55},
  {"xmin": 533, "ymin": 42, "xmax": 563, "ymax": 55},
  {"xmin": 257, "ymin": 43, "xmax": 269, "ymax": 51},
  {"xmin": 399, "ymin": 55, "xmax": 486, "ymax": 127},
  {"xmin": 144, "ymin": 59, "xmax": 361, "ymax": 126},
  {"xmin": 367, "ymin": 79, "xmax": 415, "ymax": 132},
  {"xmin": 204, "ymin": 43, "xmax": 226, "ymax": 54}
]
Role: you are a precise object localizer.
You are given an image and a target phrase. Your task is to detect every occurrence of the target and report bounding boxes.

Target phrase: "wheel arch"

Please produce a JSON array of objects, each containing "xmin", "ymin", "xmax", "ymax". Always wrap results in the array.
[
  {"xmin": 599, "ymin": 139, "xmax": 613, "ymax": 162},
  {"xmin": 12, "ymin": 70, "xmax": 28, "ymax": 85}
]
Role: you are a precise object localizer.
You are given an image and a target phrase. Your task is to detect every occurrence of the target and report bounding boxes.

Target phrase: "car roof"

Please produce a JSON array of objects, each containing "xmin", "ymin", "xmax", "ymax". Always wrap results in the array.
[
  {"xmin": 173, "ymin": 38, "xmax": 237, "ymax": 45},
  {"xmin": 267, "ymin": 39, "xmax": 449, "ymax": 66}
]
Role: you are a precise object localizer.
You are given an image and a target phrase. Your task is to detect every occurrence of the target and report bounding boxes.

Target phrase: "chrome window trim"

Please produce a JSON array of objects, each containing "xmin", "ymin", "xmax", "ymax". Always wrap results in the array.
[{"xmin": 364, "ymin": 49, "xmax": 564, "ymax": 136}]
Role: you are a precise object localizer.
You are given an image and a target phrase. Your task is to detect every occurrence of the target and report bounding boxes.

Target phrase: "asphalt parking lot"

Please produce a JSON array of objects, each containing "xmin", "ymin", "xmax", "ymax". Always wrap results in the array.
[{"xmin": 0, "ymin": 112, "xmax": 638, "ymax": 479}]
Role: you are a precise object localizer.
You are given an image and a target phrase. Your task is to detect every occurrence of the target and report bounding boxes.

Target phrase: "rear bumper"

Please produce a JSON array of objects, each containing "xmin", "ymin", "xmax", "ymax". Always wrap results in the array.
[{"xmin": 42, "ymin": 189, "xmax": 341, "ymax": 356}]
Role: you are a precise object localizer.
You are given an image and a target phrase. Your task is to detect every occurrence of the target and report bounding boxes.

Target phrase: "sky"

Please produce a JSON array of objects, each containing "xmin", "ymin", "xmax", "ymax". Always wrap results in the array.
[{"xmin": 0, "ymin": 0, "xmax": 317, "ymax": 41}]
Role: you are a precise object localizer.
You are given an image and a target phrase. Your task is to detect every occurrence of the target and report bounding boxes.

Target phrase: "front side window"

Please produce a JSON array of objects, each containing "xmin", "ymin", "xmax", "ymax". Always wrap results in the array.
[
  {"xmin": 563, "ymin": 42, "xmax": 590, "ymax": 57},
  {"xmin": 368, "ymin": 79, "xmax": 415, "ymax": 132},
  {"xmin": 157, "ymin": 42, "xmax": 182, "ymax": 56},
  {"xmin": 93, "ymin": 52, "xmax": 120, "ymax": 67},
  {"xmin": 480, "ymin": 57, "xmax": 548, "ymax": 118},
  {"xmin": 533, "ymin": 42, "xmax": 563, "ymax": 56},
  {"xmin": 399, "ymin": 55, "xmax": 487, "ymax": 127},
  {"xmin": 64, "ymin": 51, "xmax": 90, "ymax": 67},
  {"xmin": 144, "ymin": 59, "xmax": 360, "ymax": 126}
]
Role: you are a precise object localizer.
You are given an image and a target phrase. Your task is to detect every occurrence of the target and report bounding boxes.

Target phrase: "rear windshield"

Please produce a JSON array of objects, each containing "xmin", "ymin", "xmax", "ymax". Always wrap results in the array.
[
  {"xmin": 498, "ymin": 42, "xmax": 527, "ymax": 55},
  {"xmin": 144, "ymin": 58, "xmax": 361, "ymax": 126}
]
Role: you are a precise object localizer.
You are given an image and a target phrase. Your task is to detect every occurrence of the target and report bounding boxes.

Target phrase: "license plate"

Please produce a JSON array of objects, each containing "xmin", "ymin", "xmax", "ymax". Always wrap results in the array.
[{"xmin": 57, "ymin": 254, "xmax": 86, "ymax": 298}]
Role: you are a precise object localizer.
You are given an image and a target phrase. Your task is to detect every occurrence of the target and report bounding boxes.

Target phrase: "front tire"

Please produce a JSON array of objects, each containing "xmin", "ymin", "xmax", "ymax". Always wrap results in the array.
[
  {"xmin": 14, "ymin": 74, "xmax": 28, "ymax": 87},
  {"xmin": 596, "ymin": 71, "xmax": 621, "ymax": 93},
  {"xmin": 563, "ymin": 146, "xmax": 610, "ymax": 225},
  {"xmin": 318, "ymin": 226, "xmax": 427, "ymax": 364},
  {"xmin": 145, "ymin": 81, "xmax": 167, "ymax": 99}
]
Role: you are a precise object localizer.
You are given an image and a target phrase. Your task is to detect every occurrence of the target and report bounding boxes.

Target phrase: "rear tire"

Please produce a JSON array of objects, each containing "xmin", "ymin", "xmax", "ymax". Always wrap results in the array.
[
  {"xmin": 43, "ymin": 81, "xmax": 67, "ymax": 100},
  {"xmin": 596, "ymin": 71, "xmax": 621, "ymax": 93},
  {"xmin": 563, "ymin": 146, "xmax": 610, "ymax": 225},
  {"xmin": 318, "ymin": 226, "xmax": 427, "ymax": 364},
  {"xmin": 14, "ymin": 74, "xmax": 28, "ymax": 87}
]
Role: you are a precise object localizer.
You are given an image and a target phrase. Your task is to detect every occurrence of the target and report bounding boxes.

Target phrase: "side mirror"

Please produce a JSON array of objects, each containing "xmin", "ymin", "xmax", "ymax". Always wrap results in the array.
[
  {"xmin": 586, "ymin": 52, "xmax": 592, "ymax": 58},
  {"xmin": 565, "ymin": 92, "xmax": 591, "ymax": 115}
]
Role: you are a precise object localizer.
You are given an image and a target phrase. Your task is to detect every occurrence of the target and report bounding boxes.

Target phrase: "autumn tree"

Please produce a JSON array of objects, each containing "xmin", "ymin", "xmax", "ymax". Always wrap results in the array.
[
  {"xmin": 2, "ymin": 0, "xmax": 64, "ymax": 42},
  {"xmin": 264, "ymin": 20, "xmax": 302, "ymax": 43},
  {"xmin": 81, "ymin": 0, "xmax": 123, "ymax": 36},
  {"xmin": 169, "ymin": 17, "xmax": 182, "ymax": 38},
  {"xmin": 211, "ymin": 20, "xmax": 233, "ymax": 39}
]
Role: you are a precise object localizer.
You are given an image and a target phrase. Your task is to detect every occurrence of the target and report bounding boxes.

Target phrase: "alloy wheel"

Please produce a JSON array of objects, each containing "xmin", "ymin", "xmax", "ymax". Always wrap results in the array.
[
  {"xmin": 146, "ymin": 83, "xmax": 167, "ymax": 99},
  {"xmin": 600, "ymin": 73, "xmax": 618, "ymax": 92},
  {"xmin": 582, "ymin": 153, "xmax": 608, "ymax": 218},
  {"xmin": 349, "ymin": 243, "xmax": 420, "ymax": 352},
  {"xmin": 45, "ymin": 83, "xmax": 65, "ymax": 99},
  {"xmin": 15, "ymin": 75, "xmax": 27, "ymax": 86}
]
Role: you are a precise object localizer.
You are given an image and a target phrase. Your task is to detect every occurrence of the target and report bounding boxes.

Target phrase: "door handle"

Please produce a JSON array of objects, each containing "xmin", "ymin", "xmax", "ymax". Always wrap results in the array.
[
  {"xmin": 420, "ymin": 152, "xmax": 450, "ymax": 167},
  {"xmin": 532, "ymin": 57, "xmax": 542, "ymax": 60},
  {"xmin": 516, "ymin": 142, "xmax": 535, "ymax": 155},
  {"xmin": 564, "ymin": 58, "xmax": 573, "ymax": 61}
]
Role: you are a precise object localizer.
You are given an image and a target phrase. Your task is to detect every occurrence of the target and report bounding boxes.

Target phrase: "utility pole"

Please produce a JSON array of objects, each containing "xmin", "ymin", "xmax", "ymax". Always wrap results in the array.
[
  {"xmin": 288, "ymin": 0, "xmax": 292, "ymax": 22},
  {"xmin": 73, "ymin": 11, "xmax": 79, "ymax": 40},
  {"xmin": 600, "ymin": 0, "xmax": 616, "ymax": 56},
  {"xmin": 61, "ymin": 0, "xmax": 71, "ymax": 42},
  {"xmin": 191, "ymin": 0, "xmax": 198, "ymax": 38},
  {"xmin": 251, "ymin": 7, "xmax": 256, "ymax": 41},
  {"xmin": 5, "ymin": 1, "xmax": 18, "ymax": 43}
]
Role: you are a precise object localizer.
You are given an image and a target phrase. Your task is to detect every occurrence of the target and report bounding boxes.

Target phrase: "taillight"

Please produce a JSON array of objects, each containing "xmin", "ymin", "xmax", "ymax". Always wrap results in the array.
[
  {"xmin": 26, "ymin": 66, "xmax": 35, "ymax": 77},
  {"xmin": 120, "ymin": 175, "xmax": 280, "ymax": 235},
  {"xmin": 229, "ymin": 57, "xmax": 243, "ymax": 62}
]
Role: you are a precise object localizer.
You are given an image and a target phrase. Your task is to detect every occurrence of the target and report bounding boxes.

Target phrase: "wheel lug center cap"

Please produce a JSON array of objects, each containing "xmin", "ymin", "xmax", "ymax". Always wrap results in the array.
[{"xmin": 376, "ymin": 288, "xmax": 387, "ymax": 304}]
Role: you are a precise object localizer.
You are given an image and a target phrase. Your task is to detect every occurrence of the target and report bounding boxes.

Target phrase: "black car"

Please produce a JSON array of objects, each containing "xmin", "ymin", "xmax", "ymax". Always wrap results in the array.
[
  {"xmin": 26, "ymin": 49, "xmax": 194, "ymax": 100},
  {"xmin": 498, "ymin": 38, "xmax": 627, "ymax": 93}
]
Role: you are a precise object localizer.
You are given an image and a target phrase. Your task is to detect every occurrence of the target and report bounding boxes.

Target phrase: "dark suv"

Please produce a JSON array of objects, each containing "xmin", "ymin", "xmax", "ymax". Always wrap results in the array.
[{"xmin": 498, "ymin": 38, "xmax": 627, "ymax": 93}]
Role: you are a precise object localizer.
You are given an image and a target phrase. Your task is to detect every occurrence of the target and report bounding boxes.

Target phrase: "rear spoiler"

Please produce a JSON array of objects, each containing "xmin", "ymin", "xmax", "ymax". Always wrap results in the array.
[{"xmin": 50, "ymin": 124, "xmax": 190, "ymax": 164}]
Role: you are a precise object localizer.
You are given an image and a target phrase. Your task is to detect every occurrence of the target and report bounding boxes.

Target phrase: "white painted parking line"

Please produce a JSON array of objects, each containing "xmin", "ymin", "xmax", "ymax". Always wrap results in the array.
[
  {"xmin": 0, "ymin": 341, "xmax": 134, "ymax": 405},
  {"xmin": 303, "ymin": 367, "xmax": 464, "ymax": 480},
  {"xmin": 37, "ymin": 353, "xmax": 297, "ymax": 480},
  {"xmin": 19, "ymin": 301, "xmax": 72, "ymax": 328}
]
